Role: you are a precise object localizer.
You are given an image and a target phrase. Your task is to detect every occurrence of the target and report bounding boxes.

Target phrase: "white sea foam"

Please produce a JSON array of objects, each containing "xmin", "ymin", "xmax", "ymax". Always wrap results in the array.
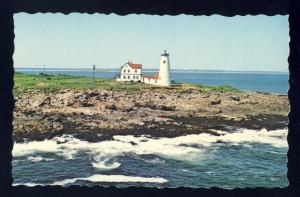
[
  {"xmin": 27, "ymin": 156, "xmax": 54, "ymax": 162},
  {"xmin": 142, "ymin": 157, "xmax": 165, "ymax": 165},
  {"xmin": 205, "ymin": 171, "xmax": 214, "ymax": 175},
  {"xmin": 92, "ymin": 161, "xmax": 121, "ymax": 170},
  {"xmin": 27, "ymin": 156, "xmax": 43, "ymax": 162},
  {"xmin": 51, "ymin": 174, "xmax": 168, "ymax": 186},
  {"xmin": 13, "ymin": 139, "xmax": 60, "ymax": 157},
  {"xmin": 211, "ymin": 128, "xmax": 288, "ymax": 148},
  {"xmin": 13, "ymin": 182, "xmax": 43, "ymax": 187},
  {"xmin": 12, "ymin": 128, "xmax": 288, "ymax": 163},
  {"xmin": 92, "ymin": 157, "xmax": 121, "ymax": 170}
]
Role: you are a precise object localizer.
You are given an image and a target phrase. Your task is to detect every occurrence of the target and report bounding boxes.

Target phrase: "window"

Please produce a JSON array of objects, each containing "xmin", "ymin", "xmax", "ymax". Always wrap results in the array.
[
  {"xmin": 133, "ymin": 76, "xmax": 135, "ymax": 79},
  {"xmin": 128, "ymin": 76, "xmax": 130, "ymax": 79},
  {"xmin": 128, "ymin": 69, "xmax": 130, "ymax": 73},
  {"xmin": 123, "ymin": 76, "xmax": 126, "ymax": 79},
  {"xmin": 135, "ymin": 69, "xmax": 137, "ymax": 73}
]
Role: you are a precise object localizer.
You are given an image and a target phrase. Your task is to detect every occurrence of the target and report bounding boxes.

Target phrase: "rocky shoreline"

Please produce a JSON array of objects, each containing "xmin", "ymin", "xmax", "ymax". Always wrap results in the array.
[{"xmin": 13, "ymin": 88, "xmax": 289, "ymax": 142}]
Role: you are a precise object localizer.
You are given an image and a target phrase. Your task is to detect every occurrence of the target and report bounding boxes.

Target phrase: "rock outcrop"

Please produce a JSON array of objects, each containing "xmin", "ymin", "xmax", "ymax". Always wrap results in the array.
[{"xmin": 13, "ymin": 88, "xmax": 289, "ymax": 142}]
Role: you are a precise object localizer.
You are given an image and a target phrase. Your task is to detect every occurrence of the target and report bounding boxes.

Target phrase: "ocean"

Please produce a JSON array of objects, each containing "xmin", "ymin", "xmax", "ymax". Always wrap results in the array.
[
  {"xmin": 13, "ymin": 68, "xmax": 289, "ymax": 188},
  {"xmin": 15, "ymin": 68, "xmax": 289, "ymax": 95},
  {"xmin": 13, "ymin": 129, "xmax": 288, "ymax": 188}
]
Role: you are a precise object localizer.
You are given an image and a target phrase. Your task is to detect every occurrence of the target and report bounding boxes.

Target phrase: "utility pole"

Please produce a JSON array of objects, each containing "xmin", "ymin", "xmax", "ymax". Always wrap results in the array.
[
  {"xmin": 92, "ymin": 65, "xmax": 96, "ymax": 81},
  {"xmin": 43, "ymin": 65, "xmax": 46, "ymax": 81}
]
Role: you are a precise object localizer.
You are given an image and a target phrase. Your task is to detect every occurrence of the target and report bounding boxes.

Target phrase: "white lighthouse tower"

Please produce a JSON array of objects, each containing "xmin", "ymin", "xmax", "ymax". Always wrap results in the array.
[
  {"xmin": 141, "ymin": 50, "xmax": 171, "ymax": 87},
  {"xmin": 158, "ymin": 50, "xmax": 171, "ymax": 87}
]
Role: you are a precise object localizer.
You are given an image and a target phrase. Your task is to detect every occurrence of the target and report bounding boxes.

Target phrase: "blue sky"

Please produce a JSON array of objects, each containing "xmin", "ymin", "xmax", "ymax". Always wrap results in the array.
[{"xmin": 13, "ymin": 14, "xmax": 289, "ymax": 72}]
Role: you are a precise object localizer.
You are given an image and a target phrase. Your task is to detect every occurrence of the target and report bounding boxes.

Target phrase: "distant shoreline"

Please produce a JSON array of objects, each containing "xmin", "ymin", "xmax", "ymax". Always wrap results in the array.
[{"xmin": 15, "ymin": 67, "xmax": 289, "ymax": 74}]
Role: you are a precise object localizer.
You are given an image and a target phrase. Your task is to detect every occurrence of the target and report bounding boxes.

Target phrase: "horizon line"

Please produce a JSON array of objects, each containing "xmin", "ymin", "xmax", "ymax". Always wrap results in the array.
[{"xmin": 14, "ymin": 66, "xmax": 288, "ymax": 73}]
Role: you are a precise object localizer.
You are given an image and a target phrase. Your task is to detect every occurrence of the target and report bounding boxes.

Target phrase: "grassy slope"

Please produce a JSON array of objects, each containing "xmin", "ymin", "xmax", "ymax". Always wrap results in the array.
[{"xmin": 14, "ymin": 72, "xmax": 241, "ymax": 93}]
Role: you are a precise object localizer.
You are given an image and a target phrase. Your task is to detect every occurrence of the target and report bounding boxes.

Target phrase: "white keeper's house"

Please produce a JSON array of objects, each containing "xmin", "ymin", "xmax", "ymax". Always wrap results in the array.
[
  {"xmin": 116, "ymin": 50, "xmax": 171, "ymax": 87},
  {"xmin": 115, "ymin": 61, "xmax": 142, "ymax": 82}
]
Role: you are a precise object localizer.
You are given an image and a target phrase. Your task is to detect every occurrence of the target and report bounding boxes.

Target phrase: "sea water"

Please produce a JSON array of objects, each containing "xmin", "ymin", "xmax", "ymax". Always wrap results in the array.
[
  {"xmin": 13, "ymin": 68, "xmax": 289, "ymax": 188},
  {"xmin": 13, "ymin": 128, "xmax": 288, "ymax": 188},
  {"xmin": 15, "ymin": 68, "xmax": 289, "ymax": 95}
]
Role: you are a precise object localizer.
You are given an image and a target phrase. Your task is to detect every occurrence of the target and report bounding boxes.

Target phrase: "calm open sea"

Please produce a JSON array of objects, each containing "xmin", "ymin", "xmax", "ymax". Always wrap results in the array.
[
  {"xmin": 15, "ymin": 68, "xmax": 289, "ymax": 94},
  {"xmin": 13, "ymin": 67, "xmax": 289, "ymax": 188}
]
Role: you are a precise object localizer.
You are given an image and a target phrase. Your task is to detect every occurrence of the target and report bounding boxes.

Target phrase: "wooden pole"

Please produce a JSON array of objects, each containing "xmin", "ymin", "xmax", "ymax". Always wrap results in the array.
[{"xmin": 93, "ymin": 65, "xmax": 96, "ymax": 81}]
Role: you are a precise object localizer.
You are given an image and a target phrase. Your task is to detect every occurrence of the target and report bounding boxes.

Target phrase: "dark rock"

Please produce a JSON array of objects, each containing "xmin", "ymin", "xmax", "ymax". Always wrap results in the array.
[
  {"xmin": 216, "ymin": 140, "xmax": 228, "ymax": 144},
  {"xmin": 82, "ymin": 103, "xmax": 94, "ymax": 107},
  {"xmin": 210, "ymin": 99, "xmax": 221, "ymax": 105},
  {"xmin": 89, "ymin": 92, "xmax": 99, "ymax": 97},
  {"xmin": 129, "ymin": 141, "xmax": 137, "ymax": 145},
  {"xmin": 229, "ymin": 95, "xmax": 240, "ymax": 101},
  {"xmin": 157, "ymin": 105, "xmax": 175, "ymax": 111},
  {"xmin": 159, "ymin": 95, "xmax": 166, "ymax": 99}
]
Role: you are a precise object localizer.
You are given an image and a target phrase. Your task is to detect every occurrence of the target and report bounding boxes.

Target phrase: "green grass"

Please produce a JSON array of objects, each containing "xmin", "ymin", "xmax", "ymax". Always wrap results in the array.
[
  {"xmin": 191, "ymin": 83, "xmax": 241, "ymax": 93},
  {"xmin": 14, "ymin": 72, "xmax": 152, "ymax": 92},
  {"xmin": 13, "ymin": 72, "xmax": 241, "ymax": 93}
]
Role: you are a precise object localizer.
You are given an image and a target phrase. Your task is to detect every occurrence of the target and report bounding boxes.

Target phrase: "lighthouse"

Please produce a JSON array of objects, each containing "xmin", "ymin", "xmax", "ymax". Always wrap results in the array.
[
  {"xmin": 131, "ymin": 50, "xmax": 171, "ymax": 87},
  {"xmin": 158, "ymin": 50, "xmax": 171, "ymax": 87}
]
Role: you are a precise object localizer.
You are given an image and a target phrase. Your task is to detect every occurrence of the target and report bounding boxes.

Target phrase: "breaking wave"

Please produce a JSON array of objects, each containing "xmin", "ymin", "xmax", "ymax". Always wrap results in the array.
[
  {"xmin": 27, "ymin": 156, "xmax": 54, "ymax": 162},
  {"xmin": 92, "ymin": 157, "xmax": 121, "ymax": 170},
  {"xmin": 211, "ymin": 128, "xmax": 287, "ymax": 148},
  {"xmin": 51, "ymin": 174, "xmax": 168, "ymax": 186},
  {"xmin": 13, "ymin": 175, "xmax": 168, "ymax": 186},
  {"xmin": 13, "ymin": 182, "xmax": 42, "ymax": 187},
  {"xmin": 13, "ymin": 128, "xmax": 287, "ymax": 163}
]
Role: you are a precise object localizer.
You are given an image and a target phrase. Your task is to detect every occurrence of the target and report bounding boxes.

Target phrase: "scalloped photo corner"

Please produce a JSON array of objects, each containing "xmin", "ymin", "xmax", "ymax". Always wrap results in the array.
[{"xmin": 12, "ymin": 13, "xmax": 289, "ymax": 188}]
